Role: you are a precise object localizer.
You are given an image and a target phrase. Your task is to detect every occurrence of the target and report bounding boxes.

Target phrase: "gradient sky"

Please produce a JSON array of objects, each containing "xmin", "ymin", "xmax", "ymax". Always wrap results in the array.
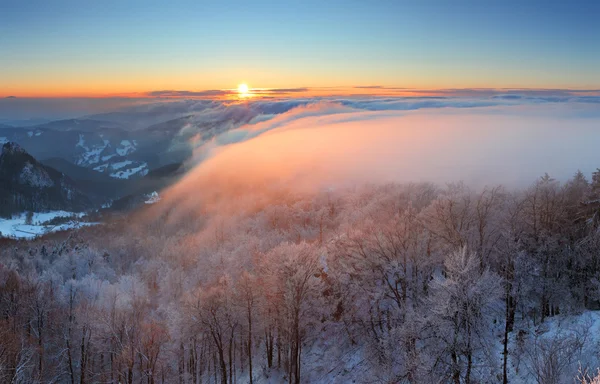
[{"xmin": 1, "ymin": 0, "xmax": 599, "ymax": 97}]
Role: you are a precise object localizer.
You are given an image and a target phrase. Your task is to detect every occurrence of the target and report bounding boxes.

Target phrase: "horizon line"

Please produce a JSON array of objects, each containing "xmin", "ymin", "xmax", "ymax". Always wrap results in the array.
[{"xmin": 3, "ymin": 86, "xmax": 600, "ymax": 99}]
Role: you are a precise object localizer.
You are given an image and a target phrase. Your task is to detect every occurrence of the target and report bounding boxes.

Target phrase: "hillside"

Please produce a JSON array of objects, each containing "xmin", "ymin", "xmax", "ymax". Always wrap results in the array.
[{"xmin": 0, "ymin": 142, "xmax": 92, "ymax": 217}]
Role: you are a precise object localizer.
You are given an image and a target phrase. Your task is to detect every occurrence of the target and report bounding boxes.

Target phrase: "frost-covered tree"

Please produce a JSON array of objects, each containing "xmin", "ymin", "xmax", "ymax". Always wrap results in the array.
[
  {"xmin": 427, "ymin": 248, "xmax": 502, "ymax": 383},
  {"xmin": 261, "ymin": 242, "xmax": 324, "ymax": 384}
]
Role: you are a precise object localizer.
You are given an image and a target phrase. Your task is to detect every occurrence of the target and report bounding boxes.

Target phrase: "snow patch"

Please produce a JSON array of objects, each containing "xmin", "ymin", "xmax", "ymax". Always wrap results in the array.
[
  {"xmin": 111, "ymin": 160, "xmax": 133, "ymax": 170},
  {"xmin": 76, "ymin": 133, "xmax": 85, "ymax": 148},
  {"xmin": 0, "ymin": 211, "xmax": 95, "ymax": 240},
  {"xmin": 145, "ymin": 191, "xmax": 161, "ymax": 204},
  {"xmin": 93, "ymin": 164, "xmax": 109, "ymax": 172},
  {"xmin": 116, "ymin": 139, "xmax": 136, "ymax": 156},
  {"xmin": 76, "ymin": 134, "xmax": 111, "ymax": 166},
  {"xmin": 109, "ymin": 162, "xmax": 148, "ymax": 179}
]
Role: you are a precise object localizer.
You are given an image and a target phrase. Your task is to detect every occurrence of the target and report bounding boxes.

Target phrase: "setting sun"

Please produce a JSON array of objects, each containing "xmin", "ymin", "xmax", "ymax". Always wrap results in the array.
[
  {"xmin": 238, "ymin": 83, "xmax": 249, "ymax": 95},
  {"xmin": 2, "ymin": 2, "xmax": 599, "ymax": 383}
]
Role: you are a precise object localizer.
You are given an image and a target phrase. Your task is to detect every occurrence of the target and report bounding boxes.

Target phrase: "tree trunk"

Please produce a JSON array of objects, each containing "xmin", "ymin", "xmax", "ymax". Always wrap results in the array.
[{"xmin": 248, "ymin": 315, "xmax": 253, "ymax": 384}]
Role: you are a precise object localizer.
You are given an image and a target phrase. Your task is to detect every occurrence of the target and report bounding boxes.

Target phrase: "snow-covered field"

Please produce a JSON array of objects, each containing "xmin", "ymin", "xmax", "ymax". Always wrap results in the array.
[
  {"xmin": 110, "ymin": 161, "xmax": 148, "ymax": 179},
  {"xmin": 504, "ymin": 311, "xmax": 600, "ymax": 383},
  {"xmin": 76, "ymin": 134, "xmax": 111, "ymax": 166},
  {"xmin": 0, "ymin": 211, "xmax": 96, "ymax": 239},
  {"xmin": 110, "ymin": 160, "xmax": 133, "ymax": 170},
  {"xmin": 250, "ymin": 311, "xmax": 600, "ymax": 384}
]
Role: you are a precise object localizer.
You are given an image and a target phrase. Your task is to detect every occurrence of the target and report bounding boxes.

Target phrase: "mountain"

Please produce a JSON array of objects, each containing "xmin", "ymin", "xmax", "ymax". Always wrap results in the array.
[
  {"xmin": 34, "ymin": 118, "xmax": 125, "ymax": 132},
  {"xmin": 0, "ymin": 121, "xmax": 151, "ymax": 178},
  {"xmin": 41, "ymin": 156, "xmax": 186, "ymax": 210},
  {"xmin": 145, "ymin": 162, "xmax": 185, "ymax": 179},
  {"xmin": 0, "ymin": 109, "xmax": 249, "ymax": 184},
  {"xmin": 0, "ymin": 142, "xmax": 92, "ymax": 218},
  {"xmin": 42, "ymin": 157, "xmax": 115, "ymax": 182},
  {"xmin": 0, "ymin": 118, "xmax": 53, "ymax": 127}
]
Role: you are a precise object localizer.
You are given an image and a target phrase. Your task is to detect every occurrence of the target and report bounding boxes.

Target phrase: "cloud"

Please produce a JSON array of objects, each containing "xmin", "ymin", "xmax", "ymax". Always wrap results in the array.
[
  {"xmin": 154, "ymin": 101, "xmax": 600, "ymax": 218},
  {"xmin": 143, "ymin": 87, "xmax": 600, "ymax": 102},
  {"xmin": 354, "ymin": 85, "xmax": 384, "ymax": 89},
  {"xmin": 147, "ymin": 90, "xmax": 236, "ymax": 97},
  {"xmin": 262, "ymin": 88, "xmax": 309, "ymax": 93},
  {"xmin": 146, "ymin": 88, "xmax": 310, "ymax": 98},
  {"xmin": 3, "ymin": 88, "xmax": 598, "ymax": 121}
]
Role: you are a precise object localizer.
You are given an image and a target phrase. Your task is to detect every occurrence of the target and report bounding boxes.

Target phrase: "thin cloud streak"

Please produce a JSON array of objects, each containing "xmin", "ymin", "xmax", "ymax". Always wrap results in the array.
[{"xmin": 145, "ymin": 87, "xmax": 600, "ymax": 100}]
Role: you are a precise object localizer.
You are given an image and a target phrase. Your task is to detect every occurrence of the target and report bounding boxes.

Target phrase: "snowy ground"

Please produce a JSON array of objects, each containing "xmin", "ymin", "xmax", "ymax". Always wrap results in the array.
[
  {"xmin": 504, "ymin": 311, "xmax": 600, "ymax": 383},
  {"xmin": 238, "ymin": 311, "xmax": 600, "ymax": 384},
  {"xmin": 76, "ymin": 134, "xmax": 111, "ymax": 166},
  {"xmin": 110, "ymin": 161, "xmax": 148, "ymax": 179},
  {"xmin": 0, "ymin": 211, "xmax": 97, "ymax": 239}
]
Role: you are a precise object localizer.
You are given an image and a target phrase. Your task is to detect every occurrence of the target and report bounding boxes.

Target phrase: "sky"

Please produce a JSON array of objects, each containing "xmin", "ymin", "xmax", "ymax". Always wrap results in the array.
[{"xmin": 1, "ymin": 0, "xmax": 599, "ymax": 97}]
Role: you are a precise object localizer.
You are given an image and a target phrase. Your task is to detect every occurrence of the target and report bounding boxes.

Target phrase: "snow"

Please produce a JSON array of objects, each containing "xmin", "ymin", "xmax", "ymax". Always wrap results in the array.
[
  {"xmin": 109, "ymin": 162, "xmax": 148, "ymax": 179},
  {"xmin": 27, "ymin": 131, "xmax": 33, "ymax": 137},
  {"xmin": 116, "ymin": 139, "xmax": 135, "ymax": 156},
  {"xmin": 35, "ymin": 132, "xmax": 41, "ymax": 136},
  {"xmin": 19, "ymin": 161, "xmax": 54, "ymax": 187},
  {"xmin": 495, "ymin": 311, "xmax": 600, "ymax": 384},
  {"xmin": 76, "ymin": 134, "xmax": 111, "ymax": 166},
  {"xmin": 76, "ymin": 135, "xmax": 136, "ymax": 167},
  {"xmin": 0, "ymin": 211, "xmax": 95, "ymax": 239},
  {"xmin": 78, "ymin": 146, "xmax": 106, "ymax": 165},
  {"xmin": 0, "ymin": 137, "xmax": 7, "ymax": 144},
  {"xmin": 111, "ymin": 160, "xmax": 133, "ymax": 170},
  {"xmin": 239, "ymin": 310, "xmax": 600, "ymax": 384},
  {"xmin": 93, "ymin": 164, "xmax": 109, "ymax": 172},
  {"xmin": 145, "ymin": 191, "xmax": 161, "ymax": 204}
]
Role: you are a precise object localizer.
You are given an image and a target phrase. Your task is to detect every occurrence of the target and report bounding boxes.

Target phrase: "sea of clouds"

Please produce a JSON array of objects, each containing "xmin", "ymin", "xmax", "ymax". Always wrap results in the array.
[
  {"xmin": 181, "ymin": 98, "xmax": 600, "ymax": 190},
  {"xmin": 3, "ymin": 91, "xmax": 600, "ymax": 195}
]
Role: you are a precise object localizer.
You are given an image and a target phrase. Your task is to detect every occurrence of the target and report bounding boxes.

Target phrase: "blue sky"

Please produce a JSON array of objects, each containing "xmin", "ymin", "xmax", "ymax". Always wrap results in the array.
[{"xmin": 1, "ymin": 0, "xmax": 599, "ymax": 96}]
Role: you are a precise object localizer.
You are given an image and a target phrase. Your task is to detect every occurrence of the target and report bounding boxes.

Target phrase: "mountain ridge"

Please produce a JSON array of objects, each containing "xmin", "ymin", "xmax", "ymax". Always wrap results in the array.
[{"xmin": 0, "ymin": 142, "xmax": 92, "ymax": 218}]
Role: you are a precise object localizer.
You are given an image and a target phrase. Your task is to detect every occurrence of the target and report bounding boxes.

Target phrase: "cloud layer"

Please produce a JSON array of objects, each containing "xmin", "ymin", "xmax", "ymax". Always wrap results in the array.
[{"xmin": 153, "ymin": 101, "xmax": 600, "ymax": 219}]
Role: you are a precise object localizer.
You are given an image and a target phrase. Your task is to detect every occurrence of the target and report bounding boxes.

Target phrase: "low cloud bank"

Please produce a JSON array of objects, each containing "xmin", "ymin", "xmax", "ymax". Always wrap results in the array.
[{"xmin": 157, "ymin": 102, "xmax": 600, "ymax": 216}]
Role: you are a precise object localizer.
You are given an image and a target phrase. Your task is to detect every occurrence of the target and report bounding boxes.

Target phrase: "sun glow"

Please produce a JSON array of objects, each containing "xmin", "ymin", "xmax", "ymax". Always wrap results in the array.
[{"xmin": 238, "ymin": 83, "xmax": 249, "ymax": 96}]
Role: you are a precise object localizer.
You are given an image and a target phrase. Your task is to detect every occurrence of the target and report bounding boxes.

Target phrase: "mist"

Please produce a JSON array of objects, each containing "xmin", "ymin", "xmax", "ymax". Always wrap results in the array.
[{"xmin": 157, "ymin": 102, "xmax": 600, "ymax": 214}]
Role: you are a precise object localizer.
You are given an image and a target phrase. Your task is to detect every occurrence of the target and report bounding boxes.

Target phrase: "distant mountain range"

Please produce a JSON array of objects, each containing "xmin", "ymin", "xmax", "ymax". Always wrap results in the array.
[
  {"xmin": 0, "ymin": 120, "xmax": 184, "ymax": 182},
  {"xmin": 0, "ymin": 106, "xmax": 255, "ymax": 216},
  {"xmin": 0, "ymin": 109, "xmax": 255, "ymax": 180},
  {"xmin": 0, "ymin": 141, "xmax": 186, "ymax": 218}
]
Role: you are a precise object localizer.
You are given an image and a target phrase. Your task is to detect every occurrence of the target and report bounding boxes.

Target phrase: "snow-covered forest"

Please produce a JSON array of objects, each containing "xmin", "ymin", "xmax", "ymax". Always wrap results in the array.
[{"xmin": 3, "ymin": 170, "xmax": 600, "ymax": 383}]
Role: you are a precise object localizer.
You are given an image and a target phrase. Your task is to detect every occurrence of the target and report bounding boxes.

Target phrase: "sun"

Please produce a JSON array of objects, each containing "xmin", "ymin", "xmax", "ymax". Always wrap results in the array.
[{"xmin": 238, "ymin": 83, "xmax": 249, "ymax": 95}]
